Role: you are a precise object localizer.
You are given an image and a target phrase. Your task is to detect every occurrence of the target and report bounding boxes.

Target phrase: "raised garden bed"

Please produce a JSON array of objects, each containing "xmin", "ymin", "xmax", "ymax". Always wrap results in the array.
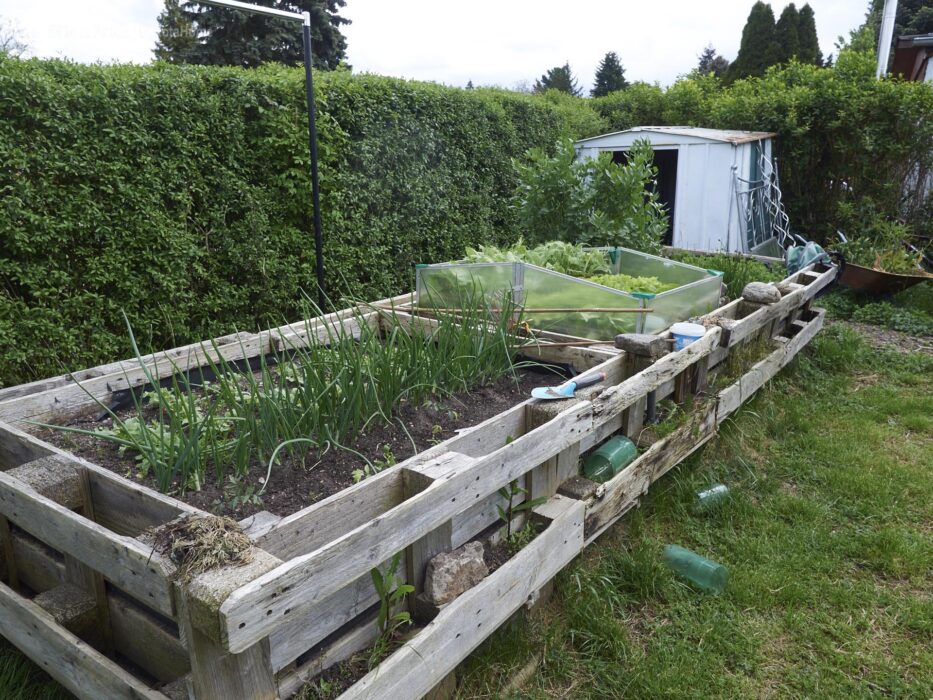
[{"xmin": 0, "ymin": 263, "xmax": 837, "ymax": 700}]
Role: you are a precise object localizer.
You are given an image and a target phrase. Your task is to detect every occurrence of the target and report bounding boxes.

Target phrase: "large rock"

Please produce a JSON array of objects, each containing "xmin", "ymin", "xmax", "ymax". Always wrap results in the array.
[
  {"xmin": 423, "ymin": 541, "xmax": 488, "ymax": 606},
  {"xmin": 741, "ymin": 282, "xmax": 781, "ymax": 304}
]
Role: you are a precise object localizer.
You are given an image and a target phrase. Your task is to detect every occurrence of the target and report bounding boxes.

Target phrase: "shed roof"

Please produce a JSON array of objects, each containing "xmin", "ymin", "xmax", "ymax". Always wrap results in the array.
[{"xmin": 576, "ymin": 126, "xmax": 776, "ymax": 146}]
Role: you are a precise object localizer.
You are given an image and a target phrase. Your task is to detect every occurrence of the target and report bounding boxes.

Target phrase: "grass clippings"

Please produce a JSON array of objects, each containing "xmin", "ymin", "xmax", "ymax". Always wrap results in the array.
[{"xmin": 150, "ymin": 514, "xmax": 253, "ymax": 582}]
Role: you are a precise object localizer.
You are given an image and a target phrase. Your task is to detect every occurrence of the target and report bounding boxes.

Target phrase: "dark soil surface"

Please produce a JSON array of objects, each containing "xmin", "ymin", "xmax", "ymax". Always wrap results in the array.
[{"xmin": 36, "ymin": 370, "xmax": 548, "ymax": 520}]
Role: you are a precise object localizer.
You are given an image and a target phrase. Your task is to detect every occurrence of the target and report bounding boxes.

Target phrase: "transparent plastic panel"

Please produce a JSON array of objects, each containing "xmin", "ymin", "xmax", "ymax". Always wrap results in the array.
[
  {"xmin": 610, "ymin": 248, "xmax": 709, "ymax": 288},
  {"xmin": 416, "ymin": 263, "xmax": 516, "ymax": 308},
  {"xmin": 642, "ymin": 277, "xmax": 723, "ymax": 333},
  {"xmin": 522, "ymin": 267, "xmax": 643, "ymax": 339}
]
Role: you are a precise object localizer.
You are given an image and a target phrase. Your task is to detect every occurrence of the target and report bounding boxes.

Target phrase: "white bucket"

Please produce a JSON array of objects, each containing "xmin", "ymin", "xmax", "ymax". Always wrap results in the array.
[{"xmin": 670, "ymin": 322, "xmax": 706, "ymax": 351}]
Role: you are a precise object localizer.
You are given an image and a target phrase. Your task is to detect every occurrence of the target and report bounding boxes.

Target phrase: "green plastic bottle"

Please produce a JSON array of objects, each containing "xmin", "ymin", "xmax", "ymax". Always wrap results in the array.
[
  {"xmin": 662, "ymin": 544, "xmax": 729, "ymax": 594},
  {"xmin": 582, "ymin": 436, "xmax": 638, "ymax": 483}
]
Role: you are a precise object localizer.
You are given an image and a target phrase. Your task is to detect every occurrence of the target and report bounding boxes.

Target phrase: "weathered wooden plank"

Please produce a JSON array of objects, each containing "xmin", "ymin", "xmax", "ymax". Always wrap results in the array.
[
  {"xmin": 584, "ymin": 403, "xmax": 719, "ymax": 543},
  {"xmin": 0, "ymin": 311, "xmax": 380, "ymax": 426},
  {"xmin": 0, "ymin": 471, "xmax": 175, "ymax": 616},
  {"xmin": 592, "ymin": 327, "xmax": 721, "ymax": 431},
  {"xmin": 108, "ymin": 591, "xmax": 189, "ymax": 684},
  {"xmin": 717, "ymin": 308, "xmax": 825, "ymax": 423},
  {"xmin": 0, "ymin": 420, "xmax": 202, "ymax": 536},
  {"xmin": 719, "ymin": 266, "xmax": 834, "ymax": 348},
  {"xmin": 0, "ymin": 582, "xmax": 167, "ymax": 700},
  {"xmin": 218, "ymin": 407, "xmax": 592, "ymax": 653},
  {"xmin": 255, "ymin": 468, "xmax": 404, "ymax": 561},
  {"xmin": 336, "ymin": 495, "xmax": 584, "ymax": 700}
]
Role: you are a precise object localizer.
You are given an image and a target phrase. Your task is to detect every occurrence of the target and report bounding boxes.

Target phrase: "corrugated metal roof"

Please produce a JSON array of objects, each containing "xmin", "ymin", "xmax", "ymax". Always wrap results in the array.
[{"xmin": 576, "ymin": 126, "xmax": 776, "ymax": 145}]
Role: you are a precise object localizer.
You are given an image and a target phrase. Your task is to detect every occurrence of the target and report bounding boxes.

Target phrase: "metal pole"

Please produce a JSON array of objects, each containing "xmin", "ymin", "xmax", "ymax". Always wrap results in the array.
[
  {"xmin": 301, "ymin": 12, "xmax": 326, "ymax": 309},
  {"xmin": 190, "ymin": 0, "xmax": 326, "ymax": 308},
  {"xmin": 875, "ymin": 0, "xmax": 899, "ymax": 78}
]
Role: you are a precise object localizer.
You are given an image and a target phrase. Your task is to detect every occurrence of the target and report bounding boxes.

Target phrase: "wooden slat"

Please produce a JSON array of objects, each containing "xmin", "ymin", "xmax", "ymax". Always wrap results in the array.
[
  {"xmin": 719, "ymin": 266, "xmax": 835, "ymax": 347},
  {"xmin": 0, "ymin": 582, "xmax": 167, "ymax": 700},
  {"xmin": 218, "ymin": 409, "xmax": 591, "ymax": 653},
  {"xmin": 717, "ymin": 308, "xmax": 825, "ymax": 423},
  {"xmin": 584, "ymin": 403, "xmax": 719, "ymax": 543},
  {"xmin": 0, "ymin": 471, "xmax": 175, "ymax": 616},
  {"xmin": 0, "ymin": 420, "xmax": 203, "ymax": 536},
  {"xmin": 336, "ymin": 495, "xmax": 584, "ymax": 700}
]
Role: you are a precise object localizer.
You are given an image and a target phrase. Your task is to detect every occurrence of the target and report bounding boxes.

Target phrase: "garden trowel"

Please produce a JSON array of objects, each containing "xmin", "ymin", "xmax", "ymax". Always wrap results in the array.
[{"xmin": 531, "ymin": 372, "xmax": 607, "ymax": 400}]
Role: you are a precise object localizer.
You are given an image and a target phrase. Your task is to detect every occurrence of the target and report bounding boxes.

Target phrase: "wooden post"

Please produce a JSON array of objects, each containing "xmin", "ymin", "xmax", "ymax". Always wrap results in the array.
[
  {"xmin": 403, "ymin": 468, "xmax": 454, "ymax": 597},
  {"xmin": 0, "ymin": 515, "xmax": 18, "ymax": 591}
]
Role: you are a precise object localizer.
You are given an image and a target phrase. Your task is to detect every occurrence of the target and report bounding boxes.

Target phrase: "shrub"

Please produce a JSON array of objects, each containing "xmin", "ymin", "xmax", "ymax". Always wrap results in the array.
[
  {"xmin": 512, "ymin": 138, "xmax": 667, "ymax": 251},
  {"xmin": 668, "ymin": 252, "xmax": 782, "ymax": 299},
  {"xmin": 0, "ymin": 57, "xmax": 606, "ymax": 387}
]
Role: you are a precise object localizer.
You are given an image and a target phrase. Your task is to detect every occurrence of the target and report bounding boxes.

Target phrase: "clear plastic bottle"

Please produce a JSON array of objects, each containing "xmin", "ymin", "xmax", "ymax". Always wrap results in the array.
[
  {"xmin": 693, "ymin": 484, "xmax": 729, "ymax": 513},
  {"xmin": 663, "ymin": 544, "xmax": 729, "ymax": 594}
]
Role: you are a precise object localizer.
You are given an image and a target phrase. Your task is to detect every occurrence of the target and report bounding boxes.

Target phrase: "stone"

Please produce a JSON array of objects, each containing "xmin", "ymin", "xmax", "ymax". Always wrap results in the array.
[
  {"xmin": 777, "ymin": 281, "xmax": 805, "ymax": 297},
  {"xmin": 741, "ymin": 282, "xmax": 781, "ymax": 304},
  {"xmin": 423, "ymin": 541, "xmax": 487, "ymax": 606},
  {"xmin": 613, "ymin": 333, "xmax": 669, "ymax": 360}
]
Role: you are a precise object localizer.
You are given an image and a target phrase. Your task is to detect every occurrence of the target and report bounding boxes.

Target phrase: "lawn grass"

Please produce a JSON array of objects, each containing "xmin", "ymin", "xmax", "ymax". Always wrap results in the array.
[
  {"xmin": 457, "ymin": 325, "xmax": 933, "ymax": 699},
  {"xmin": 1, "ymin": 324, "xmax": 930, "ymax": 699}
]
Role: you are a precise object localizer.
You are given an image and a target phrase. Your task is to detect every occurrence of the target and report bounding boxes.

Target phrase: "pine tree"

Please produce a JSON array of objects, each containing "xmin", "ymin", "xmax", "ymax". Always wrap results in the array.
[
  {"xmin": 466, "ymin": 80, "xmax": 474, "ymax": 89},
  {"xmin": 697, "ymin": 44, "xmax": 731, "ymax": 77},
  {"xmin": 775, "ymin": 3, "xmax": 801, "ymax": 62},
  {"xmin": 154, "ymin": 0, "xmax": 349, "ymax": 69},
  {"xmin": 590, "ymin": 51, "xmax": 628, "ymax": 97},
  {"xmin": 533, "ymin": 63, "xmax": 582, "ymax": 96},
  {"xmin": 796, "ymin": 4, "xmax": 822, "ymax": 65},
  {"xmin": 154, "ymin": 0, "xmax": 197, "ymax": 63},
  {"xmin": 728, "ymin": 1, "xmax": 781, "ymax": 81}
]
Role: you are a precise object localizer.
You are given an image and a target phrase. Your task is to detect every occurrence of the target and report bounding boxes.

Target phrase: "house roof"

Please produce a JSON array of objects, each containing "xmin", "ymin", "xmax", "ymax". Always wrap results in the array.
[{"xmin": 575, "ymin": 126, "xmax": 776, "ymax": 146}]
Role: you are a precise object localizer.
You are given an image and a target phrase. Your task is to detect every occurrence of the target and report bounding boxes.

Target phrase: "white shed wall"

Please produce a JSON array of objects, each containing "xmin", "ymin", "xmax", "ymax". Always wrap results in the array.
[{"xmin": 575, "ymin": 131, "xmax": 775, "ymax": 254}]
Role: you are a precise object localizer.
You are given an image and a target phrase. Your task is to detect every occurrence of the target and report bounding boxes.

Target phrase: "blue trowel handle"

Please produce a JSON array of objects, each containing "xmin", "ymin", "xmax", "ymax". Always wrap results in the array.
[{"xmin": 570, "ymin": 372, "xmax": 607, "ymax": 391}]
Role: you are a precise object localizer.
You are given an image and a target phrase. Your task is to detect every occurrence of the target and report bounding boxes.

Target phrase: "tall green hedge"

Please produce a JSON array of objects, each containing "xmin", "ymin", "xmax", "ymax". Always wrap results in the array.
[{"xmin": 0, "ymin": 58, "xmax": 605, "ymax": 387}]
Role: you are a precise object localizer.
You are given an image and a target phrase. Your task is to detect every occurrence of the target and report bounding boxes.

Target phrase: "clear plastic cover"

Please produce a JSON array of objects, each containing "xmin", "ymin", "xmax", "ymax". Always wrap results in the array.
[{"xmin": 415, "ymin": 248, "xmax": 720, "ymax": 340}]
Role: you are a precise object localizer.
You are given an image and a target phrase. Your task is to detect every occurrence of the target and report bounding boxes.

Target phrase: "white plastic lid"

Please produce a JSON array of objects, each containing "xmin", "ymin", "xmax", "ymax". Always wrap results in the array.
[{"xmin": 670, "ymin": 322, "xmax": 706, "ymax": 337}]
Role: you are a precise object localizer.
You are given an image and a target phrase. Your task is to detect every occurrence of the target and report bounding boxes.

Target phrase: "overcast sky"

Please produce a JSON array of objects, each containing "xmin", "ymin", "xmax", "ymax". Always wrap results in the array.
[{"xmin": 0, "ymin": 1, "xmax": 866, "ymax": 89}]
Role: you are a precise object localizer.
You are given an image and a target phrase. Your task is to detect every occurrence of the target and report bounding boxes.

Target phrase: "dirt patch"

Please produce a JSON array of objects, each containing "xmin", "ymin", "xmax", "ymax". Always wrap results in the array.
[
  {"xmin": 36, "ymin": 370, "xmax": 547, "ymax": 520},
  {"xmin": 829, "ymin": 319, "xmax": 933, "ymax": 355}
]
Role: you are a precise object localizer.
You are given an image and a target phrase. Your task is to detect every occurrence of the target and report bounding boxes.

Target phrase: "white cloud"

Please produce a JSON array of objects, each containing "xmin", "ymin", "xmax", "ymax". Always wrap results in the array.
[{"xmin": 0, "ymin": 0, "xmax": 865, "ymax": 89}]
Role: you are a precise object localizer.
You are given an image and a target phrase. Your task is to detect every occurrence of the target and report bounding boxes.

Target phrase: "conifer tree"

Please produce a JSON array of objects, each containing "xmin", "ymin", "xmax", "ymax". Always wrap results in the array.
[
  {"xmin": 775, "ymin": 3, "xmax": 801, "ymax": 62},
  {"xmin": 591, "ymin": 51, "xmax": 628, "ymax": 97},
  {"xmin": 154, "ymin": 0, "xmax": 349, "ymax": 69},
  {"xmin": 534, "ymin": 63, "xmax": 582, "ymax": 96},
  {"xmin": 697, "ymin": 44, "xmax": 731, "ymax": 77},
  {"xmin": 728, "ymin": 1, "xmax": 781, "ymax": 81},
  {"xmin": 797, "ymin": 4, "xmax": 823, "ymax": 65}
]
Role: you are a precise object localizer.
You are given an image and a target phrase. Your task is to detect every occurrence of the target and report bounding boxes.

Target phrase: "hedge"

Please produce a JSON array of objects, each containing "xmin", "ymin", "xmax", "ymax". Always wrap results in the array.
[{"xmin": 0, "ymin": 58, "xmax": 606, "ymax": 387}]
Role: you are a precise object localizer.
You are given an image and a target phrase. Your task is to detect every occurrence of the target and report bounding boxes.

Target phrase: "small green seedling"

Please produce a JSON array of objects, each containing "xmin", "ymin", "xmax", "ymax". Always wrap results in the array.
[
  {"xmin": 369, "ymin": 551, "xmax": 414, "ymax": 667},
  {"xmin": 496, "ymin": 480, "xmax": 546, "ymax": 541}
]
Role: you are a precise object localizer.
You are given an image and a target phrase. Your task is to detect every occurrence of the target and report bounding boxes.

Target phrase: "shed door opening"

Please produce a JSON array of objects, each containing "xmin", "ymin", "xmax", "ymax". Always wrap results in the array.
[{"xmin": 612, "ymin": 148, "xmax": 677, "ymax": 246}]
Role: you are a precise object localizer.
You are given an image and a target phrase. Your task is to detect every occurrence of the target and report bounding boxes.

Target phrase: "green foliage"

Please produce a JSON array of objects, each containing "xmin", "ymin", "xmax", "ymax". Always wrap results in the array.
[
  {"xmin": 775, "ymin": 4, "xmax": 801, "ymax": 63},
  {"xmin": 512, "ymin": 138, "xmax": 667, "ymax": 252},
  {"xmin": 157, "ymin": 0, "xmax": 349, "ymax": 69},
  {"xmin": 591, "ymin": 52, "xmax": 628, "ymax": 98},
  {"xmin": 824, "ymin": 289, "xmax": 933, "ymax": 337},
  {"xmin": 534, "ymin": 63, "xmax": 582, "ymax": 97},
  {"xmin": 369, "ymin": 551, "xmax": 414, "ymax": 667},
  {"xmin": 496, "ymin": 480, "xmax": 545, "ymax": 541},
  {"xmin": 586, "ymin": 273, "xmax": 676, "ymax": 294},
  {"xmin": 797, "ymin": 4, "xmax": 822, "ymax": 65},
  {"xmin": 47, "ymin": 294, "xmax": 528, "ymax": 494},
  {"xmin": 592, "ymin": 56, "xmax": 933, "ymax": 243},
  {"xmin": 462, "ymin": 240, "xmax": 611, "ymax": 277},
  {"xmin": 667, "ymin": 251, "xmax": 781, "ymax": 299},
  {"xmin": 832, "ymin": 201, "xmax": 924, "ymax": 273},
  {"xmin": 728, "ymin": 1, "xmax": 781, "ymax": 81},
  {"xmin": 0, "ymin": 58, "xmax": 605, "ymax": 388},
  {"xmin": 697, "ymin": 45, "xmax": 730, "ymax": 78}
]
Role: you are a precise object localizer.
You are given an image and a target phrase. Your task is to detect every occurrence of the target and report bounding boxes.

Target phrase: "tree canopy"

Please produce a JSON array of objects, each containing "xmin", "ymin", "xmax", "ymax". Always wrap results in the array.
[
  {"xmin": 154, "ymin": 0, "xmax": 349, "ymax": 69},
  {"xmin": 591, "ymin": 52, "xmax": 628, "ymax": 97},
  {"xmin": 797, "ymin": 4, "xmax": 823, "ymax": 65},
  {"xmin": 775, "ymin": 4, "xmax": 801, "ymax": 62},
  {"xmin": 534, "ymin": 63, "xmax": 582, "ymax": 96},
  {"xmin": 697, "ymin": 44, "xmax": 731, "ymax": 77},
  {"xmin": 728, "ymin": 2, "xmax": 781, "ymax": 81}
]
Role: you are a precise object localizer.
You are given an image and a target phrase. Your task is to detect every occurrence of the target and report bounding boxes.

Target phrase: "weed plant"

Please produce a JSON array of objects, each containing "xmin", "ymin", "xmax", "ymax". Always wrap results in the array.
[
  {"xmin": 47, "ymin": 289, "xmax": 528, "ymax": 495},
  {"xmin": 669, "ymin": 251, "xmax": 783, "ymax": 299}
]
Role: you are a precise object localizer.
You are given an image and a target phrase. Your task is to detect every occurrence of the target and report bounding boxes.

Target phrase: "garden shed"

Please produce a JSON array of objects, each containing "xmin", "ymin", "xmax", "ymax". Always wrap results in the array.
[{"xmin": 574, "ymin": 127, "xmax": 784, "ymax": 255}]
